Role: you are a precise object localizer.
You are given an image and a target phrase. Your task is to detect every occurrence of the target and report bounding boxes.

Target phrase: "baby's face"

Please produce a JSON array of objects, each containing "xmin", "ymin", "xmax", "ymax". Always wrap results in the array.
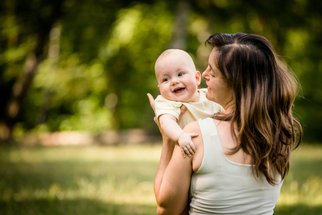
[{"xmin": 156, "ymin": 56, "xmax": 201, "ymax": 102}]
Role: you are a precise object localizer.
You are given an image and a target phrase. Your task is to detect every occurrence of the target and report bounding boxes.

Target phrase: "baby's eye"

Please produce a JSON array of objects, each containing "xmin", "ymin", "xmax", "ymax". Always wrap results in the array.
[
  {"xmin": 162, "ymin": 78, "xmax": 168, "ymax": 83},
  {"xmin": 178, "ymin": 72, "xmax": 185, "ymax": 77}
]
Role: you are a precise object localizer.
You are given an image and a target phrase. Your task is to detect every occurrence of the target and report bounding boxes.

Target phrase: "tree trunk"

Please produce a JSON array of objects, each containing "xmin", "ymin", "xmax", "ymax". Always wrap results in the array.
[
  {"xmin": 170, "ymin": 0, "xmax": 190, "ymax": 49},
  {"xmin": 1, "ymin": 1, "xmax": 63, "ymax": 144},
  {"xmin": 2, "ymin": 53, "xmax": 39, "ymax": 143}
]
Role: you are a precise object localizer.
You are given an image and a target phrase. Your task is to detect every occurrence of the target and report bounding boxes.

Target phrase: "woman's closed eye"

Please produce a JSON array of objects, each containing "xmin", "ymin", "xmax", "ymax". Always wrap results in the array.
[{"xmin": 208, "ymin": 65, "xmax": 217, "ymax": 77}]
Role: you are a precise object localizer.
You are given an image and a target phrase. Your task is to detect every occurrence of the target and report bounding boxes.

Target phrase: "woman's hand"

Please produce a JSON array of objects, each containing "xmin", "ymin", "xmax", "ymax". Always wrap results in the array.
[
  {"xmin": 147, "ymin": 93, "xmax": 158, "ymax": 124},
  {"xmin": 147, "ymin": 93, "xmax": 155, "ymax": 111}
]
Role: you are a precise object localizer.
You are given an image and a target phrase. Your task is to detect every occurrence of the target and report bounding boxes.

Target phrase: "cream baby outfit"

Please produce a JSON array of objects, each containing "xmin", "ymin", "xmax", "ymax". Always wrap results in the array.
[{"xmin": 154, "ymin": 88, "xmax": 223, "ymax": 127}]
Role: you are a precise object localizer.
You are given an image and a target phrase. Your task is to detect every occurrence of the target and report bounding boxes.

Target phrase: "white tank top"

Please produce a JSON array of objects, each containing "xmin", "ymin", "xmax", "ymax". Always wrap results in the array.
[{"xmin": 189, "ymin": 118, "xmax": 282, "ymax": 215}]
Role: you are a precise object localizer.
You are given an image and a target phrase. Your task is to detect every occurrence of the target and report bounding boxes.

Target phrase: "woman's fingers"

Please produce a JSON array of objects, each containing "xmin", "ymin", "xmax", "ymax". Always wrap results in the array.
[
  {"xmin": 147, "ymin": 93, "xmax": 155, "ymax": 113},
  {"xmin": 147, "ymin": 93, "xmax": 162, "ymax": 128}
]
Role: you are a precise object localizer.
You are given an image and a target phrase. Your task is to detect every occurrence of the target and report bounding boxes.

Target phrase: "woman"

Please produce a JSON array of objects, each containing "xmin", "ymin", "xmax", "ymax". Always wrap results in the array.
[{"xmin": 148, "ymin": 33, "xmax": 302, "ymax": 215}]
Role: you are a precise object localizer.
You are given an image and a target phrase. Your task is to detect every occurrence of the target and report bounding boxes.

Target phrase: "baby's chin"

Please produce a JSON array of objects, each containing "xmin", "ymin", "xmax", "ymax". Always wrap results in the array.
[
  {"xmin": 163, "ymin": 92, "xmax": 195, "ymax": 103},
  {"xmin": 164, "ymin": 96, "xmax": 185, "ymax": 102}
]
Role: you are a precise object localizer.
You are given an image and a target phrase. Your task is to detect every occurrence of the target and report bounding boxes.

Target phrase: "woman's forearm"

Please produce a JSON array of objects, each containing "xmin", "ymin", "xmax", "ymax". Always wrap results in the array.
[
  {"xmin": 154, "ymin": 134, "xmax": 175, "ymax": 200},
  {"xmin": 154, "ymin": 136, "xmax": 192, "ymax": 215}
]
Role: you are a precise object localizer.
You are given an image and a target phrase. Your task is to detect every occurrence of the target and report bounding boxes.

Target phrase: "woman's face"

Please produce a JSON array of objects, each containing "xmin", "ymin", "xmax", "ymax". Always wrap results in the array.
[{"xmin": 202, "ymin": 48, "xmax": 233, "ymax": 109}]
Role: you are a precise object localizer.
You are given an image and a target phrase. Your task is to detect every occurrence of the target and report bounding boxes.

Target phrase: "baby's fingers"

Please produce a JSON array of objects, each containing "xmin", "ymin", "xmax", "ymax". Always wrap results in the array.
[
  {"xmin": 190, "ymin": 141, "xmax": 196, "ymax": 152},
  {"xmin": 183, "ymin": 144, "xmax": 194, "ymax": 157}
]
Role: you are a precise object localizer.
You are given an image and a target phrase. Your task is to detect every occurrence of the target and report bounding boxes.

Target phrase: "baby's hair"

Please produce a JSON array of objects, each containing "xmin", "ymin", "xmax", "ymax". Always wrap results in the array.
[{"xmin": 154, "ymin": 49, "xmax": 196, "ymax": 75}]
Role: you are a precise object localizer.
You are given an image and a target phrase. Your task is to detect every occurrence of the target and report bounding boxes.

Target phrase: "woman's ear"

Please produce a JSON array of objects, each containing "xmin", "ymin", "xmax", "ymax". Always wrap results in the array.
[{"xmin": 195, "ymin": 71, "xmax": 202, "ymax": 86}]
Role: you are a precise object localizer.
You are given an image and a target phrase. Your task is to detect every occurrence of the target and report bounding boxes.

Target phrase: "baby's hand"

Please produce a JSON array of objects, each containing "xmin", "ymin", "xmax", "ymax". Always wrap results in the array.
[{"xmin": 178, "ymin": 133, "xmax": 197, "ymax": 157}]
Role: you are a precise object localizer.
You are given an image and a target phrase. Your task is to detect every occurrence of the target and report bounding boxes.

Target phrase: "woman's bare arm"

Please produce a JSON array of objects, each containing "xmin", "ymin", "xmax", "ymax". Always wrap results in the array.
[
  {"xmin": 155, "ymin": 138, "xmax": 193, "ymax": 215},
  {"xmin": 148, "ymin": 93, "xmax": 194, "ymax": 214}
]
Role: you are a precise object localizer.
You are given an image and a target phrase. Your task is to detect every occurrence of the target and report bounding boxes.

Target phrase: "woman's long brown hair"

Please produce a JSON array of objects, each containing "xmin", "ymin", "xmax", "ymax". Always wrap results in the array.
[{"xmin": 206, "ymin": 33, "xmax": 303, "ymax": 185}]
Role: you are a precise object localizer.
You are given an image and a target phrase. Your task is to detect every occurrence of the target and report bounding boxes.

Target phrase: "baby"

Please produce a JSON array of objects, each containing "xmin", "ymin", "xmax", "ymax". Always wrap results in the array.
[{"xmin": 151, "ymin": 49, "xmax": 223, "ymax": 157}]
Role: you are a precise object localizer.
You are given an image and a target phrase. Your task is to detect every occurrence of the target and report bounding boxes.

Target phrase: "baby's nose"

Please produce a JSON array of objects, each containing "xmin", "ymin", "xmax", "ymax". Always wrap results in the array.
[{"xmin": 171, "ymin": 77, "xmax": 179, "ymax": 85}]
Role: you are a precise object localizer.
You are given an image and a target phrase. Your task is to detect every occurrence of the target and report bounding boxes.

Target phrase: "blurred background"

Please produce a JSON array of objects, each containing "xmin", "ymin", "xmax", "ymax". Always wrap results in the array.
[
  {"xmin": 0, "ymin": 0, "xmax": 321, "ymax": 144},
  {"xmin": 1, "ymin": 1, "xmax": 322, "ymax": 214}
]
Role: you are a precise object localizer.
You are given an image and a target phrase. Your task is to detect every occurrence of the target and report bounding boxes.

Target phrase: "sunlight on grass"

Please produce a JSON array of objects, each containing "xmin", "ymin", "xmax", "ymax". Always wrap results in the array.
[
  {"xmin": 275, "ymin": 144, "xmax": 322, "ymax": 214},
  {"xmin": 279, "ymin": 177, "xmax": 322, "ymax": 205},
  {"xmin": 3, "ymin": 144, "xmax": 161, "ymax": 163},
  {"xmin": 0, "ymin": 143, "xmax": 321, "ymax": 215},
  {"xmin": 0, "ymin": 144, "xmax": 161, "ymax": 215}
]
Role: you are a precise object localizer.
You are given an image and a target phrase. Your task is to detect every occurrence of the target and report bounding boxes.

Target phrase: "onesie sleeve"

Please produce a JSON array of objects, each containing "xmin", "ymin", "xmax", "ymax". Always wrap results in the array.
[{"xmin": 154, "ymin": 95, "xmax": 182, "ymax": 120}]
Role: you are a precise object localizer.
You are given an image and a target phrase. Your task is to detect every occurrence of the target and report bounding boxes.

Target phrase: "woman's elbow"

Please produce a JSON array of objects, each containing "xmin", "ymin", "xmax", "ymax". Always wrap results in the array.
[
  {"xmin": 156, "ymin": 196, "xmax": 174, "ymax": 215},
  {"xmin": 157, "ymin": 205, "xmax": 188, "ymax": 215},
  {"xmin": 156, "ymin": 200, "xmax": 183, "ymax": 215},
  {"xmin": 156, "ymin": 196, "xmax": 169, "ymax": 215},
  {"xmin": 156, "ymin": 205, "xmax": 167, "ymax": 215}
]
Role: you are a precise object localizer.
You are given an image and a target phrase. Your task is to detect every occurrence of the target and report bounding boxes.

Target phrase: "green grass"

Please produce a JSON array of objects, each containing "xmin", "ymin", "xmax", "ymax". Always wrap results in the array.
[
  {"xmin": 275, "ymin": 143, "xmax": 322, "ymax": 215},
  {"xmin": 0, "ymin": 143, "xmax": 321, "ymax": 215}
]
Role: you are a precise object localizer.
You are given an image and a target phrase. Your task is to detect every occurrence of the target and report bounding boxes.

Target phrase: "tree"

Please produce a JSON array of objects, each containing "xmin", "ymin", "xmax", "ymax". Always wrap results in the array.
[
  {"xmin": 0, "ymin": 0, "xmax": 64, "ymax": 142},
  {"xmin": 1, "ymin": 0, "xmax": 321, "ymax": 144}
]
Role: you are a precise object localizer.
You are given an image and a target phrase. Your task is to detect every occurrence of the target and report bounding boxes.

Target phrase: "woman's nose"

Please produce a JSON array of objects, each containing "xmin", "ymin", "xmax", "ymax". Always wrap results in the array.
[{"xmin": 202, "ymin": 70, "xmax": 208, "ymax": 79}]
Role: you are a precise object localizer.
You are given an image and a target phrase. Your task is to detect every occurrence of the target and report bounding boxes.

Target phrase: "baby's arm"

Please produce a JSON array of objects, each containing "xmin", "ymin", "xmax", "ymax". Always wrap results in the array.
[{"xmin": 159, "ymin": 114, "xmax": 196, "ymax": 156}]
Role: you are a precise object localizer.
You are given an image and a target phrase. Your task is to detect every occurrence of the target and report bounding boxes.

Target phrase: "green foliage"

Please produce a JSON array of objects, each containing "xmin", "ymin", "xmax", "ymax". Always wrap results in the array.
[
  {"xmin": 26, "ymin": 57, "xmax": 111, "ymax": 132},
  {"xmin": 1, "ymin": 0, "xmax": 321, "ymax": 141},
  {"xmin": 102, "ymin": 2, "xmax": 174, "ymax": 129},
  {"xmin": 0, "ymin": 144, "xmax": 321, "ymax": 215}
]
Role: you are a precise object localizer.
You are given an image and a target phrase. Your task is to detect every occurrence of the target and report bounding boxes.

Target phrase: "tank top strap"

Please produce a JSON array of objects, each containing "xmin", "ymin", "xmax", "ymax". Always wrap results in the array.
[
  {"xmin": 197, "ymin": 118, "xmax": 225, "ymax": 171},
  {"xmin": 198, "ymin": 117, "xmax": 217, "ymax": 136}
]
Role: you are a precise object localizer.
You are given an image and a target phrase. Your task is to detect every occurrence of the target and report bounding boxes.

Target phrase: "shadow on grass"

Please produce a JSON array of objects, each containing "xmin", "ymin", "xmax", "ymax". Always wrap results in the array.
[
  {"xmin": 0, "ymin": 198, "xmax": 156, "ymax": 215},
  {"xmin": 275, "ymin": 204, "xmax": 322, "ymax": 215},
  {"xmin": 2, "ymin": 199, "xmax": 322, "ymax": 215}
]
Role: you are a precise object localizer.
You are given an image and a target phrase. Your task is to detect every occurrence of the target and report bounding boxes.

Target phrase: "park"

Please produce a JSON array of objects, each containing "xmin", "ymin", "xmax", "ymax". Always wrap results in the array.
[
  {"xmin": 0, "ymin": 144, "xmax": 321, "ymax": 214},
  {"xmin": 1, "ymin": 0, "xmax": 321, "ymax": 214}
]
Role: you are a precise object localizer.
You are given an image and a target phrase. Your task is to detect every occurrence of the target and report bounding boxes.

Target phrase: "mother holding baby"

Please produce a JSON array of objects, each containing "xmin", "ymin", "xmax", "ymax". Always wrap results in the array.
[{"xmin": 148, "ymin": 32, "xmax": 302, "ymax": 215}]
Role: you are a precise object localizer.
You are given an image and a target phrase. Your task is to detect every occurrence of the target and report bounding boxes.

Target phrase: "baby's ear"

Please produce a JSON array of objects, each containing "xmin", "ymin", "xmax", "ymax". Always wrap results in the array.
[{"xmin": 195, "ymin": 71, "xmax": 202, "ymax": 85}]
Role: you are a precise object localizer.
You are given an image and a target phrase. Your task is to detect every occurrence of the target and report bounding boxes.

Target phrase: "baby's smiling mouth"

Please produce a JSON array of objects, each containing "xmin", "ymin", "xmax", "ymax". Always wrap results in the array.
[{"xmin": 173, "ymin": 87, "xmax": 185, "ymax": 94}]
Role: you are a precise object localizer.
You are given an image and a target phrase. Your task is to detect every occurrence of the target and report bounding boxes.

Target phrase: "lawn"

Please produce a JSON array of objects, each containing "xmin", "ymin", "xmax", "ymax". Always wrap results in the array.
[{"xmin": 0, "ymin": 143, "xmax": 321, "ymax": 215}]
